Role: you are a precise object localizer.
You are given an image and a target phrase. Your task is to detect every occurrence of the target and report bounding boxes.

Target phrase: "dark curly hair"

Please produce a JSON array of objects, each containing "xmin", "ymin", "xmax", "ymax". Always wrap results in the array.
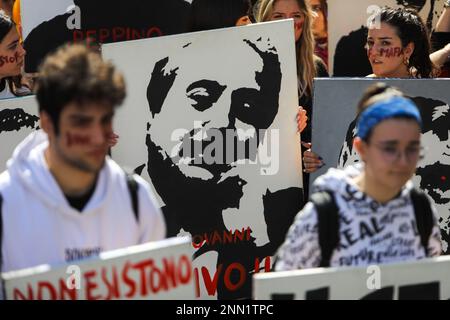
[{"xmin": 35, "ymin": 44, "xmax": 126, "ymax": 134}]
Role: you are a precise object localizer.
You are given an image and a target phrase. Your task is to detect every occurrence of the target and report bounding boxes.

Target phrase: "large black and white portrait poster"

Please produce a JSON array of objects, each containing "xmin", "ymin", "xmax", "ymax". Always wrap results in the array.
[
  {"xmin": 253, "ymin": 256, "xmax": 450, "ymax": 300},
  {"xmin": 328, "ymin": 0, "xmax": 445, "ymax": 76},
  {"xmin": 21, "ymin": 0, "xmax": 191, "ymax": 73},
  {"xmin": 310, "ymin": 78, "xmax": 450, "ymax": 254},
  {"xmin": 0, "ymin": 96, "xmax": 39, "ymax": 172},
  {"xmin": 102, "ymin": 20, "xmax": 303, "ymax": 299}
]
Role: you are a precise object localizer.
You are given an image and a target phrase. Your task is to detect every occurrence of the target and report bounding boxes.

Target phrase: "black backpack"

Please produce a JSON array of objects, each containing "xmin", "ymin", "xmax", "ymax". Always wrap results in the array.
[
  {"xmin": 0, "ymin": 173, "xmax": 139, "ymax": 272},
  {"xmin": 310, "ymin": 188, "xmax": 434, "ymax": 267}
]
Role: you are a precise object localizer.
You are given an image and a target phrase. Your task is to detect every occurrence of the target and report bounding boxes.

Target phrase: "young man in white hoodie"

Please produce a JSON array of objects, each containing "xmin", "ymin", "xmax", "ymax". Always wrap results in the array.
[{"xmin": 0, "ymin": 44, "xmax": 166, "ymax": 275}]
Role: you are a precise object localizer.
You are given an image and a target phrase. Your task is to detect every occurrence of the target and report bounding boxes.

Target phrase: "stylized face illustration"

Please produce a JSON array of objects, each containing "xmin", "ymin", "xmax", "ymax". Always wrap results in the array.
[
  {"xmin": 144, "ymin": 37, "xmax": 282, "ymax": 238},
  {"xmin": 413, "ymin": 98, "xmax": 450, "ymax": 202},
  {"xmin": 0, "ymin": 107, "xmax": 39, "ymax": 172},
  {"xmin": 146, "ymin": 38, "xmax": 281, "ymax": 184},
  {"xmin": 413, "ymin": 97, "xmax": 450, "ymax": 251}
]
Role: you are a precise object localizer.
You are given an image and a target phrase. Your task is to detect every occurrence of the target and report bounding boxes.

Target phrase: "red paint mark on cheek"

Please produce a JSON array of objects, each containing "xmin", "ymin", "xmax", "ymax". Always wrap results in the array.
[
  {"xmin": 295, "ymin": 20, "xmax": 304, "ymax": 29},
  {"xmin": 379, "ymin": 47, "xmax": 402, "ymax": 58},
  {"xmin": 8, "ymin": 55, "xmax": 16, "ymax": 63},
  {"xmin": 0, "ymin": 54, "xmax": 19, "ymax": 67},
  {"xmin": 66, "ymin": 132, "xmax": 91, "ymax": 148}
]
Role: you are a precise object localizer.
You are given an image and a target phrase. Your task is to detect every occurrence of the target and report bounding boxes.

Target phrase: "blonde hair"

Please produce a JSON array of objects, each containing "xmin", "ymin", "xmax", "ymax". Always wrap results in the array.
[{"xmin": 256, "ymin": 0, "xmax": 318, "ymax": 97}]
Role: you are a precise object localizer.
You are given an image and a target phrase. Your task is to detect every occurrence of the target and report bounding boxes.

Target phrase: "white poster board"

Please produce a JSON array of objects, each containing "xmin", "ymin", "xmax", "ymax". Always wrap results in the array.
[
  {"xmin": 102, "ymin": 20, "xmax": 303, "ymax": 299},
  {"xmin": 328, "ymin": 0, "xmax": 445, "ymax": 76},
  {"xmin": 2, "ymin": 237, "xmax": 195, "ymax": 300},
  {"xmin": 0, "ymin": 95, "xmax": 40, "ymax": 172},
  {"xmin": 254, "ymin": 256, "xmax": 450, "ymax": 300}
]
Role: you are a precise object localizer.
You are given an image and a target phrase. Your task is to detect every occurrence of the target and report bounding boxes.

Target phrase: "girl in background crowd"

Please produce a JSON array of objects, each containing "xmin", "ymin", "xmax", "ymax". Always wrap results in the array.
[
  {"xmin": 366, "ymin": 7, "xmax": 437, "ymax": 78},
  {"xmin": 256, "ymin": 0, "xmax": 328, "ymax": 197},
  {"xmin": 275, "ymin": 83, "xmax": 441, "ymax": 270},
  {"xmin": 0, "ymin": 9, "xmax": 29, "ymax": 99},
  {"xmin": 304, "ymin": 7, "xmax": 439, "ymax": 174},
  {"xmin": 309, "ymin": 0, "xmax": 328, "ymax": 69},
  {"xmin": 257, "ymin": 0, "xmax": 327, "ymax": 116},
  {"xmin": 0, "ymin": 0, "xmax": 13, "ymax": 17}
]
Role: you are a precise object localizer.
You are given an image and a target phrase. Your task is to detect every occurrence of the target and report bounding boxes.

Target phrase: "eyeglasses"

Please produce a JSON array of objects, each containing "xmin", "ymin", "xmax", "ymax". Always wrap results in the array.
[{"xmin": 372, "ymin": 143, "xmax": 425, "ymax": 164}]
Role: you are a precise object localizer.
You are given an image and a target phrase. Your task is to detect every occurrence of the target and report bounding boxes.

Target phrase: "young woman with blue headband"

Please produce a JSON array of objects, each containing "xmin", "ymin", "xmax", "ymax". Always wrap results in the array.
[{"xmin": 274, "ymin": 84, "xmax": 441, "ymax": 270}]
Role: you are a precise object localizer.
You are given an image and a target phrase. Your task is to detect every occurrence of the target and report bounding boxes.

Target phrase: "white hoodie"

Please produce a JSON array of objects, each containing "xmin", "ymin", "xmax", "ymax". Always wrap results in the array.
[
  {"xmin": 275, "ymin": 164, "xmax": 442, "ymax": 271},
  {"xmin": 0, "ymin": 131, "xmax": 166, "ymax": 273}
]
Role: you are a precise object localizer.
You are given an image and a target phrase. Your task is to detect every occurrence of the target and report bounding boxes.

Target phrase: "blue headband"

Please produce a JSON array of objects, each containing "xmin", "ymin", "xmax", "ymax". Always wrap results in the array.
[{"xmin": 356, "ymin": 96, "xmax": 422, "ymax": 140}]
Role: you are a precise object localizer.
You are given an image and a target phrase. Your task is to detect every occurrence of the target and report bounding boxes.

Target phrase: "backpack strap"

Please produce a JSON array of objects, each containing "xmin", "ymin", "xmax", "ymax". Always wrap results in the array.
[
  {"xmin": 310, "ymin": 191, "xmax": 340, "ymax": 267},
  {"xmin": 410, "ymin": 188, "xmax": 434, "ymax": 256},
  {"xmin": 125, "ymin": 172, "xmax": 139, "ymax": 223}
]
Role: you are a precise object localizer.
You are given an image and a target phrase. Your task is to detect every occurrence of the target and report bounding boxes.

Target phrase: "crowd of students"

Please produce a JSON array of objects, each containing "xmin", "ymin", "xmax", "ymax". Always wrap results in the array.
[{"xmin": 0, "ymin": 0, "xmax": 450, "ymax": 299}]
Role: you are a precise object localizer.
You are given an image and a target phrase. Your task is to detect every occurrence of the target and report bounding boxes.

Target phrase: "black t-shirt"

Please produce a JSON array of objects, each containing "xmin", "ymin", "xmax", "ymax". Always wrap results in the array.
[
  {"xmin": 431, "ymin": 31, "xmax": 450, "ymax": 52},
  {"xmin": 65, "ymin": 180, "xmax": 97, "ymax": 212},
  {"xmin": 431, "ymin": 31, "xmax": 450, "ymax": 77}
]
